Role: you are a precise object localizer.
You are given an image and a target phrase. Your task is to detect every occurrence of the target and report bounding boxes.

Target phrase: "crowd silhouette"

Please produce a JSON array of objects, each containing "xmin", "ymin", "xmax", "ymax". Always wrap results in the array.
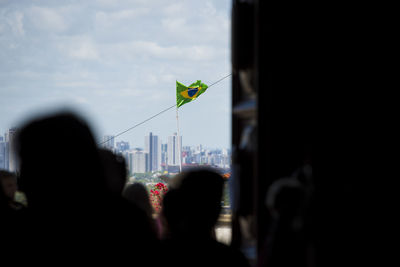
[
  {"xmin": 1, "ymin": 112, "xmax": 157, "ymax": 264},
  {"xmin": 0, "ymin": 111, "xmax": 251, "ymax": 266},
  {"xmin": 0, "ymin": 110, "xmax": 318, "ymax": 266}
]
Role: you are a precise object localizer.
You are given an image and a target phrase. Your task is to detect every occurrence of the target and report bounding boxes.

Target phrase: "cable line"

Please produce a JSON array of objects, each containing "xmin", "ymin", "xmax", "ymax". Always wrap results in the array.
[
  {"xmin": 98, "ymin": 73, "xmax": 232, "ymax": 146},
  {"xmin": 207, "ymin": 73, "xmax": 232, "ymax": 87}
]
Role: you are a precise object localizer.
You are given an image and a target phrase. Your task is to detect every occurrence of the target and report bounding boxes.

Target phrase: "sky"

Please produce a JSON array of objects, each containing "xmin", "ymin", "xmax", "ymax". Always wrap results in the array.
[{"xmin": 0, "ymin": 0, "xmax": 231, "ymax": 149}]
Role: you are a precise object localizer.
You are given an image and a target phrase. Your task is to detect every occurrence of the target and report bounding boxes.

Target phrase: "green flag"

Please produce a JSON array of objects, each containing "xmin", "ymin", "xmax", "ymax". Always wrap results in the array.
[{"xmin": 176, "ymin": 80, "xmax": 208, "ymax": 108}]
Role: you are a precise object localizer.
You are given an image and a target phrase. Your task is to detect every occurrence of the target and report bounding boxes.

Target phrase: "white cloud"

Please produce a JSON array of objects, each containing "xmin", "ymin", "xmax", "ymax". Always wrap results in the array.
[
  {"xmin": 57, "ymin": 36, "xmax": 99, "ymax": 60},
  {"xmin": 74, "ymin": 96, "xmax": 88, "ymax": 104},
  {"xmin": 163, "ymin": 3, "xmax": 185, "ymax": 15},
  {"xmin": 118, "ymin": 87, "xmax": 146, "ymax": 97},
  {"xmin": 69, "ymin": 41, "xmax": 99, "ymax": 60},
  {"xmin": 161, "ymin": 17, "xmax": 186, "ymax": 33},
  {"xmin": 204, "ymin": 1, "xmax": 217, "ymax": 16},
  {"xmin": 160, "ymin": 73, "xmax": 175, "ymax": 83},
  {"xmin": 11, "ymin": 11, "xmax": 24, "ymax": 36},
  {"xmin": 96, "ymin": 0, "xmax": 152, "ymax": 8},
  {"xmin": 28, "ymin": 6, "xmax": 67, "ymax": 33},
  {"xmin": 160, "ymin": 1, "xmax": 230, "ymax": 45},
  {"xmin": 55, "ymin": 81, "xmax": 100, "ymax": 88},
  {"xmin": 96, "ymin": 8, "xmax": 149, "ymax": 23},
  {"xmin": 117, "ymin": 41, "xmax": 218, "ymax": 61},
  {"xmin": 0, "ymin": 10, "xmax": 25, "ymax": 36}
]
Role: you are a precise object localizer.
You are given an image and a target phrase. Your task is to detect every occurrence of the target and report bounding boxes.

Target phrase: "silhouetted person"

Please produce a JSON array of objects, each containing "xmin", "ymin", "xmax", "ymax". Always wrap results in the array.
[
  {"xmin": 260, "ymin": 177, "xmax": 307, "ymax": 267},
  {"xmin": 0, "ymin": 172, "xmax": 11, "ymax": 213},
  {"xmin": 15, "ymin": 111, "xmax": 159, "ymax": 265},
  {"xmin": 98, "ymin": 148, "xmax": 127, "ymax": 197},
  {"xmin": 123, "ymin": 182, "xmax": 162, "ymax": 238},
  {"xmin": 1, "ymin": 170, "xmax": 26, "ymax": 239},
  {"xmin": 160, "ymin": 168, "xmax": 250, "ymax": 267},
  {"xmin": 0, "ymin": 171, "xmax": 25, "ymax": 212},
  {"xmin": 0, "ymin": 170, "xmax": 28, "ymax": 254},
  {"xmin": 98, "ymin": 148, "xmax": 159, "ymax": 258},
  {"xmin": 123, "ymin": 183, "xmax": 153, "ymax": 218},
  {"xmin": 17, "ymin": 112, "xmax": 105, "ymax": 216}
]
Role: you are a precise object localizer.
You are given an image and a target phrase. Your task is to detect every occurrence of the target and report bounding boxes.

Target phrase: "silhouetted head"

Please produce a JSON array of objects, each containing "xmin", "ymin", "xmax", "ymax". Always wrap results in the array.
[
  {"xmin": 16, "ymin": 111, "xmax": 105, "ymax": 212},
  {"xmin": 0, "ymin": 171, "xmax": 18, "ymax": 201},
  {"xmin": 99, "ymin": 148, "xmax": 127, "ymax": 197},
  {"xmin": 123, "ymin": 182, "xmax": 153, "ymax": 218},
  {"xmin": 0, "ymin": 171, "xmax": 15, "ymax": 211},
  {"xmin": 162, "ymin": 168, "xmax": 224, "ymax": 238}
]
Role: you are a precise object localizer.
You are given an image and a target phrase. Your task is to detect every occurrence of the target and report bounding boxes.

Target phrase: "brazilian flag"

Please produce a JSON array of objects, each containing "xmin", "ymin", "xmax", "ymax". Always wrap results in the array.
[{"xmin": 176, "ymin": 80, "xmax": 208, "ymax": 108}]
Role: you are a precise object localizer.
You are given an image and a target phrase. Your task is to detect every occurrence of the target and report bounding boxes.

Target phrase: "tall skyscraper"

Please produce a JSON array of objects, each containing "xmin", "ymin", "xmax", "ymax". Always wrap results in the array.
[
  {"xmin": 0, "ymin": 136, "xmax": 6, "ymax": 170},
  {"xmin": 167, "ymin": 132, "xmax": 182, "ymax": 166},
  {"xmin": 4, "ymin": 142, "xmax": 9, "ymax": 170},
  {"xmin": 127, "ymin": 150, "xmax": 134, "ymax": 175},
  {"xmin": 161, "ymin": 143, "xmax": 168, "ymax": 166},
  {"xmin": 145, "ymin": 132, "xmax": 161, "ymax": 172},
  {"xmin": 128, "ymin": 149, "xmax": 148, "ymax": 174},
  {"xmin": 102, "ymin": 135, "xmax": 115, "ymax": 150},
  {"xmin": 5, "ymin": 128, "xmax": 17, "ymax": 172}
]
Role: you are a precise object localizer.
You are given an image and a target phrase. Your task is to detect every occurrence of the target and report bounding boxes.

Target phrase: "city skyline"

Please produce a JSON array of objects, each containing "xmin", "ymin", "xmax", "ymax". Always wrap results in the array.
[
  {"xmin": 0, "ymin": 129, "xmax": 231, "ymax": 173},
  {"xmin": 103, "ymin": 132, "xmax": 231, "ymax": 152},
  {"xmin": 103, "ymin": 132, "xmax": 230, "ymax": 176}
]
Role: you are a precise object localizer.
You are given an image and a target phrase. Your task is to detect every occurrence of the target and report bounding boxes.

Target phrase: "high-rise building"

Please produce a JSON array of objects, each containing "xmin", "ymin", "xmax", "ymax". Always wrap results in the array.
[
  {"xmin": 167, "ymin": 132, "xmax": 182, "ymax": 166},
  {"xmin": 127, "ymin": 151, "xmax": 134, "ymax": 175},
  {"xmin": 161, "ymin": 143, "xmax": 168, "ymax": 166},
  {"xmin": 4, "ymin": 142, "xmax": 9, "ymax": 170},
  {"xmin": 102, "ymin": 135, "xmax": 115, "ymax": 150},
  {"xmin": 5, "ymin": 128, "xmax": 17, "ymax": 172},
  {"xmin": 0, "ymin": 136, "xmax": 6, "ymax": 170},
  {"xmin": 116, "ymin": 141, "xmax": 130, "ymax": 153},
  {"xmin": 128, "ymin": 149, "xmax": 148, "ymax": 174},
  {"xmin": 182, "ymin": 146, "xmax": 191, "ymax": 164},
  {"xmin": 145, "ymin": 132, "xmax": 161, "ymax": 172},
  {"xmin": 196, "ymin": 144, "xmax": 203, "ymax": 153}
]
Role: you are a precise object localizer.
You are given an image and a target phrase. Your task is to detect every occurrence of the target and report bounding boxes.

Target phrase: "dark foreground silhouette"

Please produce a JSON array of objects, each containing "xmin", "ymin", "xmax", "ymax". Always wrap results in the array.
[
  {"xmin": 160, "ymin": 169, "xmax": 250, "ymax": 267},
  {"xmin": 3, "ymin": 112, "xmax": 158, "ymax": 265}
]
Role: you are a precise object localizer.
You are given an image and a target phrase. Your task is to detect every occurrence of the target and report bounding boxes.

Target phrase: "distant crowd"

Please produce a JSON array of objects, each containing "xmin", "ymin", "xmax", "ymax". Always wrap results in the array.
[
  {"xmin": 1, "ymin": 111, "xmax": 314, "ymax": 267},
  {"xmin": 0, "ymin": 111, "xmax": 250, "ymax": 267}
]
